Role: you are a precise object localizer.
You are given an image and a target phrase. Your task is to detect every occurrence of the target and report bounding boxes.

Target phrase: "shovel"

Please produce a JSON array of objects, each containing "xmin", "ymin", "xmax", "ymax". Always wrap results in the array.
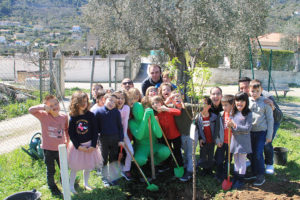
[
  {"xmin": 222, "ymin": 127, "xmax": 232, "ymax": 191},
  {"xmin": 157, "ymin": 122, "xmax": 184, "ymax": 178},
  {"xmin": 123, "ymin": 142, "xmax": 159, "ymax": 191}
]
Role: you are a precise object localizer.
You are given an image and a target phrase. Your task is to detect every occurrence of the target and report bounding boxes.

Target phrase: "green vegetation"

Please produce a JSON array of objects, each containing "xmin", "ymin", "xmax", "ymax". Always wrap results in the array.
[
  {"xmin": 0, "ymin": 116, "xmax": 299, "ymax": 199},
  {"xmin": 0, "ymin": 87, "xmax": 89, "ymax": 121},
  {"xmin": 258, "ymin": 49, "xmax": 295, "ymax": 71},
  {"xmin": 278, "ymin": 95, "xmax": 300, "ymax": 103}
]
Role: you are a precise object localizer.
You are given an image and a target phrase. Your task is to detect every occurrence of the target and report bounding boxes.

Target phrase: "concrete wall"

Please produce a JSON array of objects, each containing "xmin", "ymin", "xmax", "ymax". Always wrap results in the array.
[
  {"xmin": 208, "ymin": 68, "xmax": 300, "ymax": 86},
  {"xmin": 0, "ymin": 55, "xmax": 135, "ymax": 82}
]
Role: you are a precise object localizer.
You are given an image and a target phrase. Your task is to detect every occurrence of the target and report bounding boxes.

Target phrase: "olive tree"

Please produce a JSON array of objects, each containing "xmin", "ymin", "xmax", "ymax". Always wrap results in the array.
[{"xmin": 83, "ymin": 0, "xmax": 268, "ymax": 83}]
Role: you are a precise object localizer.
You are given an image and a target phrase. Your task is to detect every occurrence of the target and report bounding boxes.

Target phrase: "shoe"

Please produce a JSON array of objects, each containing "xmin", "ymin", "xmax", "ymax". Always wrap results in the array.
[
  {"xmin": 265, "ymin": 165, "xmax": 274, "ymax": 175},
  {"xmin": 244, "ymin": 173, "xmax": 256, "ymax": 180},
  {"xmin": 50, "ymin": 185, "xmax": 62, "ymax": 196},
  {"xmin": 139, "ymin": 177, "xmax": 152, "ymax": 183},
  {"xmin": 158, "ymin": 165, "xmax": 170, "ymax": 173},
  {"xmin": 110, "ymin": 179, "xmax": 119, "ymax": 186},
  {"xmin": 122, "ymin": 171, "xmax": 133, "ymax": 181},
  {"xmin": 84, "ymin": 185, "xmax": 94, "ymax": 191},
  {"xmin": 246, "ymin": 160, "xmax": 251, "ymax": 168},
  {"xmin": 231, "ymin": 175, "xmax": 245, "ymax": 190},
  {"xmin": 253, "ymin": 175, "xmax": 265, "ymax": 186},
  {"xmin": 179, "ymin": 171, "xmax": 192, "ymax": 182},
  {"xmin": 102, "ymin": 179, "xmax": 111, "ymax": 187},
  {"xmin": 232, "ymin": 179, "xmax": 245, "ymax": 190}
]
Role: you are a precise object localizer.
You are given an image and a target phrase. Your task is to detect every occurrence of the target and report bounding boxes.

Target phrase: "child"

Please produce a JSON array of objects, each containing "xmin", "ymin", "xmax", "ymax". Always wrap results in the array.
[
  {"xmin": 151, "ymin": 95, "xmax": 183, "ymax": 173},
  {"xmin": 91, "ymin": 83, "xmax": 104, "ymax": 105},
  {"xmin": 93, "ymin": 93, "xmax": 124, "ymax": 186},
  {"xmin": 158, "ymin": 82, "xmax": 174, "ymax": 105},
  {"xmin": 214, "ymin": 94, "xmax": 234, "ymax": 182},
  {"xmin": 226, "ymin": 92, "xmax": 252, "ymax": 189},
  {"xmin": 29, "ymin": 95, "xmax": 68, "ymax": 196},
  {"xmin": 156, "ymin": 71, "xmax": 177, "ymax": 89},
  {"xmin": 114, "ymin": 90, "xmax": 134, "ymax": 181},
  {"xmin": 127, "ymin": 87, "xmax": 142, "ymax": 107},
  {"xmin": 68, "ymin": 91, "xmax": 102, "ymax": 194},
  {"xmin": 197, "ymin": 96, "xmax": 218, "ymax": 177},
  {"xmin": 170, "ymin": 91, "xmax": 198, "ymax": 181},
  {"xmin": 141, "ymin": 86, "xmax": 157, "ymax": 108},
  {"xmin": 246, "ymin": 80, "xmax": 273, "ymax": 186},
  {"xmin": 90, "ymin": 90, "xmax": 106, "ymax": 112}
]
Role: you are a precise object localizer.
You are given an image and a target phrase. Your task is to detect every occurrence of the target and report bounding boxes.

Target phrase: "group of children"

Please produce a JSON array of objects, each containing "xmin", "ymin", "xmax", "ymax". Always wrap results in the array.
[{"xmin": 29, "ymin": 74, "xmax": 276, "ymax": 196}]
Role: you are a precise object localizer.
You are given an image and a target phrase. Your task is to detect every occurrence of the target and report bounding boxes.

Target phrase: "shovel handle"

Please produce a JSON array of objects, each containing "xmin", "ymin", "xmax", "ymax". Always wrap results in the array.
[
  {"xmin": 123, "ymin": 142, "xmax": 151, "ymax": 186},
  {"xmin": 227, "ymin": 127, "xmax": 231, "ymax": 181},
  {"xmin": 148, "ymin": 118, "xmax": 156, "ymax": 179},
  {"xmin": 157, "ymin": 120, "xmax": 180, "ymax": 168}
]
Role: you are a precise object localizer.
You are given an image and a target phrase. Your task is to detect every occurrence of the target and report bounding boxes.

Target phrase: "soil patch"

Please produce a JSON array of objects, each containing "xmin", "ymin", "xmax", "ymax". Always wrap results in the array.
[{"xmin": 217, "ymin": 181, "xmax": 300, "ymax": 200}]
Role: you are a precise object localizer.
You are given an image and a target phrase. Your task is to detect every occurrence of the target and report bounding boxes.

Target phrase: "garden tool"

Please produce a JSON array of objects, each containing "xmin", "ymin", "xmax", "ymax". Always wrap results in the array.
[
  {"xmin": 123, "ymin": 142, "xmax": 159, "ymax": 191},
  {"xmin": 222, "ymin": 127, "xmax": 233, "ymax": 191},
  {"xmin": 148, "ymin": 118, "xmax": 156, "ymax": 179},
  {"xmin": 21, "ymin": 132, "xmax": 44, "ymax": 160},
  {"xmin": 157, "ymin": 122, "xmax": 184, "ymax": 178}
]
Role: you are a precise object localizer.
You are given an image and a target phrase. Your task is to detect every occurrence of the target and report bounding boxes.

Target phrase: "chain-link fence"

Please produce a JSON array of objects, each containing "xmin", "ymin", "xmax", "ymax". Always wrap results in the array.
[{"xmin": 0, "ymin": 47, "xmax": 66, "ymax": 154}]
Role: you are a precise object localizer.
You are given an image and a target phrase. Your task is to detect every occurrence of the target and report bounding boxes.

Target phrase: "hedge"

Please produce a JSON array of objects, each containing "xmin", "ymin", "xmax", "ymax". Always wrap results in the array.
[{"xmin": 257, "ymin": 49, "xmax": 294, "ymax": 71}]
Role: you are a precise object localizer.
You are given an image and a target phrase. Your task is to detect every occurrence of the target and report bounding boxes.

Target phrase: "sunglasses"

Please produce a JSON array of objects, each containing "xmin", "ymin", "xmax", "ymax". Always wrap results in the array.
[{"xmin": 122, "ymin": 81, "xmax": 133, "ymax": 85}]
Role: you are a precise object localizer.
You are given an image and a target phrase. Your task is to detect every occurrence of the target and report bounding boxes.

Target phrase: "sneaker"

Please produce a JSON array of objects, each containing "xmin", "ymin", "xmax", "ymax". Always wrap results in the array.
[
  {"xmin": 110, "ymin": 179, "xmax": 119, "ymax": 186},
  {"xmin": 231, "ymin": 179, "xmax": 245, "ymax": 190},
  {"xmin": 158, "ymin": 165, "xmax": 170, "ymax": 173},
  {"xmin": 246, "ymin": 160, "xmax": 251, "ymax": 168},
  {"xmin": 102, "ymin": 179, "xmax": 111, "ymax": 187},
  {"xmin": 244, "ymin": 173, "xmax": 256, "ymax": 180},
  {"xmin": 122, "ymin": 171, "xmax": 133, "ymax": 181},
  {"xmin": 179, "ymin": 171, "xmax": 192, "ymax": 182},
  {"xmin": 253, "ymin": 175, "xmax": 265, "ymax": 186},
  {"xmin": 50, "ymin": 185, "xmax": 62, "ymax": 196},
  {"xmin": 265, "ymin": 165, "xmax": 274, "ymax": 175}
]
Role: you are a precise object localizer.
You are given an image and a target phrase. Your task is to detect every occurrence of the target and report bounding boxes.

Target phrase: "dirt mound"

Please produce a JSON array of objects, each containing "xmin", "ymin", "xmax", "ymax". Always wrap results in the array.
[{"xmin": 217, "ymin": 181, "xmax": 300, "ymax": 200}]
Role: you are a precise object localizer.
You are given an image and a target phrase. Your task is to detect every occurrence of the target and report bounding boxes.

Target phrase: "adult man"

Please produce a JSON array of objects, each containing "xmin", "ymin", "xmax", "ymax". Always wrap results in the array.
[
  {"xmin": 141, "ymin": 64, "xmax": 162, "ymax": 96},
  {"xmin": 121, "ymin": 78, "xmax": 134, "ymax": 91},
  {"xmin": 209, "ymin": 87, "xmax": 223, "ymax": 115},
  {"xmin": 238, "ymin": 77, "xmax": 283, "ymax": 174}
]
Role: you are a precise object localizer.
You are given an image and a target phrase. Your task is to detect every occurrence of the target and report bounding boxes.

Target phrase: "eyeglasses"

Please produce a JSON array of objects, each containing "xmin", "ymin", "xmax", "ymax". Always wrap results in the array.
[{"xmin": 122, "ymin": 81, "xmax": 133, "ymax": 85}]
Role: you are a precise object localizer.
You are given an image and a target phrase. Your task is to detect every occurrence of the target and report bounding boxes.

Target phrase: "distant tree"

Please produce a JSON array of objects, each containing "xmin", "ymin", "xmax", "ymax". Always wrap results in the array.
[{"xmin": 84, "ymin": 0, "xmax": 268, "ymax": 85}]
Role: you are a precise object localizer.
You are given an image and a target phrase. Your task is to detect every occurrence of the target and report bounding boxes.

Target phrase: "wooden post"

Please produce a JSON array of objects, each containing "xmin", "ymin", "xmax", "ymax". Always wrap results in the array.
[
  {"xmin": 148, "ymin": 118, "xmax": 156, "ymax": 180},
  {"xmin": 49, "ymin": 45, "xmax": 54, "ymax": 95},
  {"xmin": 58, "ymin": 144, "xmax": 71, "ymax": 200},
  {"xmin": 90, "ymin": 47, "xmax": 96, "ymax": 100}
]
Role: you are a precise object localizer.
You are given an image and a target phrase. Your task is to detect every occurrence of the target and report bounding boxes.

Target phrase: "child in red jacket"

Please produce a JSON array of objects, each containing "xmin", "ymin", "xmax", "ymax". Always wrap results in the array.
[{"xmin": 150, "ymin": 95, "xmax": 183, "ymax": 173}]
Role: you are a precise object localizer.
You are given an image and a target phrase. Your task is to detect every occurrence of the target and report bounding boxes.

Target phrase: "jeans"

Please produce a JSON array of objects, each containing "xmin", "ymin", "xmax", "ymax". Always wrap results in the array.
[
  {"xmin": 100, "ymin": 134, "xmax": 120, "ymax": 165},
  {"xmin": 181, "ymin": 135, "xmax": 193, "ymax": 172},
  {"xmin": 199, "ymin": 142, "xmax": 215, "ymax": 169},
  {"xmin": 264, "ymin": 122, "xmax": 280, "ymax": 165},
  {"xmin": 44, "ymin": 149, "xmax": 60, "ymax": 188},
  {"xmin": 250, "ymin": 131, "xmax": 266, "ymax": 176},
  {"xmin": 215, "ymin": 143, "xmax": 229, "ymax": 179}
]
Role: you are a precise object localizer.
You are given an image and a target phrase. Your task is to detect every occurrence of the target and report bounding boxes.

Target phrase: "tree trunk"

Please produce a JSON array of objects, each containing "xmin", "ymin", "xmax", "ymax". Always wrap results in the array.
[{"xmin": 294, "ymin": 51, "xmax": 299, "ymax": 72}]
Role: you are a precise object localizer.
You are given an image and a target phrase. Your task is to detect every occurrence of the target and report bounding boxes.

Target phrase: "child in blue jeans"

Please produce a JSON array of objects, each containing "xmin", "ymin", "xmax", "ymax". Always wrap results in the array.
[
  {"xmin": 214, "ymin": 95, "xmax": 234, "ymax": 182},
  {"xmin": 197, "ymin": 96, "xmax": 219, "ymax": 176},
  {"xmin": 246, "ymin": 80, "xmax": 273, "ymax": 186}
]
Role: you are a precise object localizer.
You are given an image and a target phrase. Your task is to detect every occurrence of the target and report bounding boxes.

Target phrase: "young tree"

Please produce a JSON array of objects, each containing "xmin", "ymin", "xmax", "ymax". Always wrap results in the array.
[{"xmin": 84, "ymin": 0, "xmax": 268, "ymax": 83}]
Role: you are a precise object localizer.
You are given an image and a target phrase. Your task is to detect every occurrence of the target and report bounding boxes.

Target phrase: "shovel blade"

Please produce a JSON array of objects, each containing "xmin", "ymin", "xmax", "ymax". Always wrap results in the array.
[
  {"xmin": 146, "ymin": 184, "xmax": 159, "ymax": 191},
  {"xmin": 174, "ymin": 167, "xmax": 184, "ymax": 178},
  {"xmin": 222, "ymin": 179, "xmax": 232, "ymax": 191}
]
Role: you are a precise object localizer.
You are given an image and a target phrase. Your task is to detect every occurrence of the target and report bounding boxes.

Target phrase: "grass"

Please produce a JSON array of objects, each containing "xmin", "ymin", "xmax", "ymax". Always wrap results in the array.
[
  {"xmin": 0, "ymin": 87, "xmax": 89, "ymax": 121},
  {"xmin": 277, "ymin": 95, "xmax": 300, "ymax": 103},
  {"xmin": 1, "ymin": 116, "xmax": 300, "ymax": 199}
]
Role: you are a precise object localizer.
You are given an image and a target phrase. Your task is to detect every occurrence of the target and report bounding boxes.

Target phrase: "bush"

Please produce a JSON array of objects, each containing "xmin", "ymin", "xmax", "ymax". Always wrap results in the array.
[{"xmin": 258, "ymin": 49, "xmax": 294, "ymax": 71}]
